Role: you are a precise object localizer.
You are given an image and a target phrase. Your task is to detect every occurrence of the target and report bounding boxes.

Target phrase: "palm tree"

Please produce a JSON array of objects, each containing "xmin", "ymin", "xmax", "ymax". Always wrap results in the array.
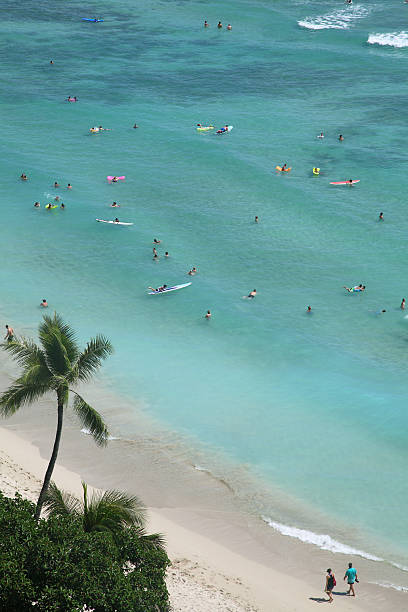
[
  {"xmin": 0, "ymin": 313, "xmax": 113, "ymax": 521},
  {"xmin": 44, "ymin": 481, "xmax": 166, "ymax": 550}
]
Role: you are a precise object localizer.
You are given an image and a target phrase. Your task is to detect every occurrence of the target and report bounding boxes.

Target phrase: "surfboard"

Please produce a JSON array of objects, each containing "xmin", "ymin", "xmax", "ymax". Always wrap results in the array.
[
  {"xmin": 276, "ymin": 166, "xmax": 291, "ymax": 172},
  {"xmin": 330, "ymin": 180, "xmax": 360, "ymax": 185},
  {"xmin": 82, "ymin": 18, "xmax": 104, "ymax": 22},
  {"xmin": 96, "ymin": 219, "xmax": 133, "ymax": 226},
  {"xmin": 107, "ymin": 175, "xmax": 125, "ymax": 181},
  {"xmin": 148, "ymin": 282, "xmax": 192, "ymax": 295}
]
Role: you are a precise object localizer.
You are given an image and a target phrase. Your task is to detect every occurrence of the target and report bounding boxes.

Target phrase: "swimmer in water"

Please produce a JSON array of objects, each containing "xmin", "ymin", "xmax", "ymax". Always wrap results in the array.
[
  {"xmin": 111, "ymin": 202, "xmax": 120, "ymax": 207},
  {"xmin": 348, "ymin": 179, "xmax": 354, "ymax": 186},
  {"xmin": 4, "ymin": 324, "xmax": 14, "ymax": 341},
  {"xmin": 54, "ymin": 181, "xmax": 60, "ymax": 188},
  {"xmin": 153, "ymin": 238, "xmax": 161, "ymax": 245},
  {"xmin": 41, "ymin": 299, "xmax": 48, "ymax": 308},
  {"xmin": 50, "ymin": 60, "xmax": 54, "ymax": 65},
  {"xmin": 60, "ymin": 203, "xmax": 65, "ymax": 209},
  {"xmin": 204, "ymin": 20, "xmax": 209, "ymax": 27},
  {"xmin": 34, "ymin": 202, "xmax": 40, "ymax": 208},
  {"xmin": 153, "ymin": 246, "xmax": 158, "ymax": 256},
  {"xmin": 188, "ymin": 267, "xmax": 197, "ymax": 276},
  {"xmin": 344, "ymin": 285, "xmax": 365, "ymax": 293},
  {"xmin": 133, "ymin": 123, "xmax": 139, "ymax": 128},
  {"xmin": 227, "ymin": 24, "xmax": 232, "ymax": 30},
  {"xmin": 379, "ymin": 212, "xmax": 384, "ymax": 220},
  {"xmin": 114, "ymin": 218, "xmax": 119, "ymax": 223},
  {"xmin": 112, "ymin": 176, "xmax": 118, "ymax": 183},
  {"xmin": 205, "ymin": 310, "xmax": 211, "ymax": 319},
  {"xmin": 165, "ymin": 252, "xmax": 169, "ymax": 257},
  {"xmin": 318, "ymin": 132, "xmax": 324, "ymax": 138},
  {"xmin": 217, "ymin": 21, "xmax": 222, "ymax": 28},
  {"xmin": 20, "ymin": 173, "xmax": 28, "ymax": 180},
  {"xmin": 247, "ymin": 289, "xmax": 257, "ymax": 299},
  {"xmin": 255, "ymin": 216, "xmax": 259, "ymax": 223},
  {"xmin": 307, "ymin": 306, "xmax": 312, "ymax": 312},
  {"xmin": 54, "ymin": 196, "xmax": 60, "ymax": 202},
  {"xmin": 67, "ymin": 183, "xmax": 72, "ymax": 189},
  {"xmin": 339, "ymin": 134, "xmax": 344, "ymax": 141},
  {"xmin": 401, "ymin": 298, "xmax": 405, "ymax": 310},
  {"xmin": 313, "ymin": 167, "xmax": 320, "ymax": 175},
  {"xmin": 281, "ymin": 163, "xmax": 287, "ymax": 171}
]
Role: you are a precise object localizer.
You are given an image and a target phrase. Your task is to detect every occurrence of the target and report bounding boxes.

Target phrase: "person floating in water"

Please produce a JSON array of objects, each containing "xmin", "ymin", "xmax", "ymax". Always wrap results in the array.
[
  {"xmin": 247, "ymin": 289, "xmax": 257, "ymax": 299},
  {"xmin": 204, "ymin": 20, "xmax": 209, "ymax": 27},
  {"xmin": 111, "ymin": 202, "xmax": 120, "ymax": 207},
  {"xmin": 20, "ymin": 173, "xmax": 28, "ymax": 180},
  {"xmin": 54, "ymin": 181, "xmax": 60, "ymax": 188},
  {"xmin": 217, "ymin": 21, "xmax": 222, "ymax": 28},
  {"xmin": 379, "ymin": 212, "xmax": 384, "ymax": 220},
  {"xmin": 41, "ymin": 299, "xmax": 48, "ymax": 308},
  {"xmin": 153, "ymin": 238, "xmax": 161, "ymax": 245},
  {"xmin": 188, "ymin": 267, "xmax": 197, "ymax": 276},
  {"xmin": 34, "ymin": 202, "xmax": 40, "ymax": 208},
  {"xmin": 227, "ymin": 24, "xmax": 232, "ymax": 30},
  {"xmin": 339, "ymin": 134, "xmax": 344, "ymax": 141},
  {"xmin": 344, "ymin": 285, "xmax": 365, "ymax": 293},
  {"xmin": 281, "ymin": 163, "xmax": 287, "ymax": 171},
  {"xmin": 67, "ymin": 183, "xmax": 72, "ymax": 189}
]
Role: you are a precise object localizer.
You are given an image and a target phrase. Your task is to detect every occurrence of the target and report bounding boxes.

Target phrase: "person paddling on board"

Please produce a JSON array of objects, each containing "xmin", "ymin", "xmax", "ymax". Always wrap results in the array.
[
  {"xmin": 348, "ymin": 179, "xmax": 354, "ymax": 186},
  {"xmin": 149, "ymin": 285, "xmax": 168, "ymax": 292},
  {"xmin": 112, "ymin": 176, "xmax": 118, "ymax": 182},
  {"xmin": 344, "ymin": 285, "xmax": 365, "ymax": 293}
]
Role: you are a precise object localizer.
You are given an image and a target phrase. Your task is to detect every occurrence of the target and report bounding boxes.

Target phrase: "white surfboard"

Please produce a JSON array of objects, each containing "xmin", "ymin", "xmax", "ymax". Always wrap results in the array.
[
  {"xmin": 148, "ymin": 282, "xmax": 192, "ymax": 294},
  {"xmin": 96, "ymin": 218, "xmax": 133, "ymax": 226}
]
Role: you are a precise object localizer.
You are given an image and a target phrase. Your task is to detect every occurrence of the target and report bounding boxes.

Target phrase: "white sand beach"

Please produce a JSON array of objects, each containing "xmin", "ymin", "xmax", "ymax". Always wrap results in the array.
[{"xmin": 0, "ymin": 420, "xmax": 405, "ymax": 612}]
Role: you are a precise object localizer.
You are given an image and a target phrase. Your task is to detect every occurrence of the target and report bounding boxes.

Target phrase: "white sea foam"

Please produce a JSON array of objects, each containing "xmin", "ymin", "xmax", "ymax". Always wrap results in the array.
[
  {"xmin": 298, "ymin": 6, "xmax": 368, "ymax": 30},
  {"xmin": 262, "ymin": 517, "xmax": 383, "ymax": 561},
  {"xmin": 81, "ymin": 428, "xmax": 119, "ymax": 441},
  {"xmin": 372, "ymin": 581, "xmax": 408, "ymax": 592},
  {"xmin": 367, "ymin": 32, "xmax": 408, "ymax": 48}
]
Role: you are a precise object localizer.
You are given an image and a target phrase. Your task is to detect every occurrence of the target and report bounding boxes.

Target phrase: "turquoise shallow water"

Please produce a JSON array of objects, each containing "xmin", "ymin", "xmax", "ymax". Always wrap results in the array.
[{"xmin": 1, "ymin": 0, "xmax": 408, "ymax": 575}]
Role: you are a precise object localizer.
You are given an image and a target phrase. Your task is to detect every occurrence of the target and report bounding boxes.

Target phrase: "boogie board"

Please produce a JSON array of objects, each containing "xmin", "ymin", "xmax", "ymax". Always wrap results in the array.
[
  {"xmin": 330, "ymin": 180, "xmax": 360, "ymax": 185},
  {"xmin": 45, "ymin": 204, "xmax": 58, "ymax": 209},
  {"xmin": 148, "ymin": 282, "xmax": 191, "ymax": 294},
  {"xmin": 96, "ymin": 219, "xmax": 133, "ymax": 226},
  {"xmin": 197, "ymin": 126, "xmax": 214, "ymax": 131},
  {"xmin": 107, "ymin": 175, "xmax": 125, "ymax": 181},
  {"xmin": 276, "ymin": 166, "xmax": 291, "ymax": 172}
]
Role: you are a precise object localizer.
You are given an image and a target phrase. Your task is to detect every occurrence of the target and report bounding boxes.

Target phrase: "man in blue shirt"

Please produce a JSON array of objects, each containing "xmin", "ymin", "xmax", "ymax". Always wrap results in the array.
[{"xmin": 344, "ymin": 562, "xmax": 358, "ymax": 596}]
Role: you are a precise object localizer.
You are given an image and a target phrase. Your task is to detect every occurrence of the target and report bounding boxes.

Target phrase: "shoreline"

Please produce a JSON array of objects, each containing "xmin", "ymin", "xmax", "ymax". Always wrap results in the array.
[{"xmin": 0, "ymin": 390, "xmax": 407, "ymax": 611}]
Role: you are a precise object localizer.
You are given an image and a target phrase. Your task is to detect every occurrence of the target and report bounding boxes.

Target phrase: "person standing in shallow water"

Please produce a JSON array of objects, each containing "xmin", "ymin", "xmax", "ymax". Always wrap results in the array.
[
  {"xmin": 400, "ymin": 298, "xmax": 405, "ymax": 310},
  {"xmin": 325, "ymin": 568, "xmax": 335, "ymax": 603},
  {"xmin": 4, "ymin": 325, "xmax": 14, "ymax": 342},
  {"xmin": 379, "ymin": 212, "xmax": 384, "ymax": 221}
]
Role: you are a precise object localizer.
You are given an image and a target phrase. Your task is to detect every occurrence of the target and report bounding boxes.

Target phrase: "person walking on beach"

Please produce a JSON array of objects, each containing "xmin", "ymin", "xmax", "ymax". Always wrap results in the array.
[
  {"xmin": 344, "ymin": 562, "xmax": 358, "ymax": 596},
  {"xmin": 4, "ymin": 325, "xmax": 14, "ymax": 342},
  {"xmin": 325, "ymin": 568, "xmax": 336, "ymax": 603}
]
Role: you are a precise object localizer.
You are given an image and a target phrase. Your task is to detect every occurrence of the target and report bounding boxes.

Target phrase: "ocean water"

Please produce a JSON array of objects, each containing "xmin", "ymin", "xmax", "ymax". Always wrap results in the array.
[{"xmin": 1, "ymin": 0, "xmax": 408, "ymax": 583}]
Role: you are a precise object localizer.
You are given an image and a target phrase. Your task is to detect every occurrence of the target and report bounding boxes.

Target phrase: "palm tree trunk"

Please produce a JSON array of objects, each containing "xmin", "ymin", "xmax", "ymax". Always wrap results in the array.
[{"xmin": 34, "ymin": 401, "xmax": 64, "ymax": 521}]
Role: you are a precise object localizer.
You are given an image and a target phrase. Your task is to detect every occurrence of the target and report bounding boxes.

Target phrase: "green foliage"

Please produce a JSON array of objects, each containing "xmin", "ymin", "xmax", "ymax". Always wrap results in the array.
[{"xmin": 0, "ymin": 492, "xmax": 170, "ymax": 612}]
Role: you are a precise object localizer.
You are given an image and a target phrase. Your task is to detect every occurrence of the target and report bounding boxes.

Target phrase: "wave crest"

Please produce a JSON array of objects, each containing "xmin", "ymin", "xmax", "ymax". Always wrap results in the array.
[
  {"xmin": 367, "ymin": 32, "xmax": 408, "ymax": 48},
  {"xmin": 262, "ymin": 517, "xmax": 383, "ymax": 561},
  {"xmin": 298, "ymin": 6, "xmax": 369, "ymax": 31}
]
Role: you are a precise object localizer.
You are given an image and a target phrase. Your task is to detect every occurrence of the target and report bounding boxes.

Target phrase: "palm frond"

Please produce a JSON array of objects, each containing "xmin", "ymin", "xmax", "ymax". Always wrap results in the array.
[
  {"xmin": 138, "ymin": 531, "xmax": 167, "ymax": 552},
  {"xmin": 43, "ymin": 481, "xmax": 82, "ymax": 517},
  {"xmin": 0, "ymin": 380, "xmax": 50, "ymax": 417},
  {"xmin": 2, "ymin": 338, "xmax": 47, "ymax": 370},
  {"xmin": 71, "ymin": 336, "xmax": 113, "ymax": 384},
  {"xmin": 98, "ymin": 490, "xmax": 146, "ymax": 527},
  {"xmin": 39, "ymin": 314, "xmax": 79, "ymax": 365},
  {"xmin": 71, "ymin": 392, "xmax": 109, "ymax": 447}
]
